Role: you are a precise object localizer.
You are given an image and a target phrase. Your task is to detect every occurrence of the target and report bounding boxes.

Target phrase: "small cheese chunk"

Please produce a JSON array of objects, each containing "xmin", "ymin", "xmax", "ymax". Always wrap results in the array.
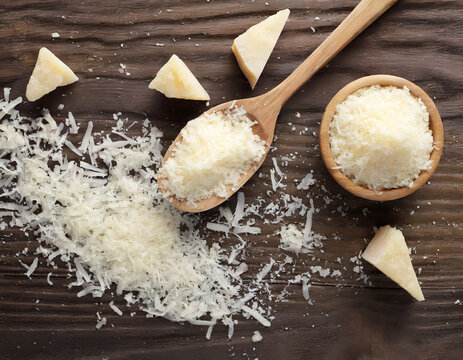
[
  {"xmin": 26, "ymin": 47, "xmax": 78, "ymax": 102},
  {"xmin": 252, "ymin": 330, "xmax": 263, "ymax": 343},
  {"xmin": 149, "ymin": 54, "xmax": 210, "ymax": 101},
  {"xmin": 362, "ymin": 225, "xmax": 424, "ymax": 301},
  {"xmin": 232, "ymin": 9, "xmax": 290, "ymax": 89}
]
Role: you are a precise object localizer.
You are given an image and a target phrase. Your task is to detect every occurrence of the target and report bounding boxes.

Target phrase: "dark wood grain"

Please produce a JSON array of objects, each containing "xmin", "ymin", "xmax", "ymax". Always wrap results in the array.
[{"xmin": 1, "ymin": 0, "xmax": 462, "ymax": 359}]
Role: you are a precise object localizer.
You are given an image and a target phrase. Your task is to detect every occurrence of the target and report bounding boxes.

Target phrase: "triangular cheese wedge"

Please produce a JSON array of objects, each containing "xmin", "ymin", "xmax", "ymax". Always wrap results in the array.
[
  {"xmin": 26, "ymin": 47, "xmax": 78, "ymax": 102},
  {"xmin": 148, "ymin": 55, "xmax": 210, "ymax": 101},
  {"xmin": 362, "ymin": 225, "xmax": 425, "ymax": 301},
  {"xmin": 232, "ymin": 9, "xmax": 290, "ymax": 89}
]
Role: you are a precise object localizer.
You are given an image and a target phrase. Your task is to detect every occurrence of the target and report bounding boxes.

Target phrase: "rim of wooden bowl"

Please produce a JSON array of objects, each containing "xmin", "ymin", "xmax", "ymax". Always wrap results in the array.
[{"xmin": 319, "ymin": 74, "xmax": 444, "ymax": 201}]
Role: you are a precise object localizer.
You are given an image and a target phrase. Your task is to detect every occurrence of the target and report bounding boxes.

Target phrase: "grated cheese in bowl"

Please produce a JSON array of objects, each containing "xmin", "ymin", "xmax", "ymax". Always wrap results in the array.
[
  {"xmin": 159, "ymin": 106, "xmax": 267, "ymax": 202},
  {"xmin": 329, "ymin": 85, "xmax": 434, "ymax": 190}
]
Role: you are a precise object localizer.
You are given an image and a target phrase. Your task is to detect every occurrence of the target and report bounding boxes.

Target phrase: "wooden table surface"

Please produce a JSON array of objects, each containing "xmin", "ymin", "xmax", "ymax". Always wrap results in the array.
[{"xmin": 1, "ymin": 1, "xmax": 462, "ymax": 359}]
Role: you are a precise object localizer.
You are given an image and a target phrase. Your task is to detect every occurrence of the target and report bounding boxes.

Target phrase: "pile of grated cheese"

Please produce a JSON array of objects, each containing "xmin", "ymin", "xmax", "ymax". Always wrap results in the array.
[
  {"xmin": 329, "ymin": 85, "xmax": 434, "ymax": 190},
  {"xmin": 1, "ymin": 88, "xmax": 374, "ymax": 339},
  {"xmin": 159, "ymin": 106, "xmax": 267, "ymax": 202},
  {"xmin": 0, "ymin": 91, "xmax": 271, "ymax": 330}
]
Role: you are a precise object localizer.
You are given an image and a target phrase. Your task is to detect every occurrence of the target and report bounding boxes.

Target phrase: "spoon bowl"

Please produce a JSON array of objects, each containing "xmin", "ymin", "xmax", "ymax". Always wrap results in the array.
[
  {"xmin": 319, "ymin": 74, "xmax": 444, "ymax": 201},
  {"xmin": 158, "ymin": 98, "xmax": 278, "ymax": 212},
  {"xmin": 159, "ymin": 0, "xmax": 399, "ymax": 212}
]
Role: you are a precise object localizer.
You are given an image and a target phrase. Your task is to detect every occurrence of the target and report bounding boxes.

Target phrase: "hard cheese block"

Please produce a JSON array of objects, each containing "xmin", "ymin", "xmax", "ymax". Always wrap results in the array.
[
  {"xmin": 26, "ymin": 47, "xmax": 78, "ymax": 102},
  {"xmin": 232, "ymin": 9, "xmax": 290, "ymax": 89},
  {"xmin": 149, "ymin": 54, "xmax": 210, "ymax": 101},
  {"xmin": 362, "ymin": 225, "xmax": 424, "ymax": 301}
]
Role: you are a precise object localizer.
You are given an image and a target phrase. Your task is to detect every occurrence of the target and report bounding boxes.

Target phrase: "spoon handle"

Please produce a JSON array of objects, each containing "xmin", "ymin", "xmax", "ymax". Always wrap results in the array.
[{"xmin": 268, "ymin": 0, "xmax": 399, "ymax": 107}]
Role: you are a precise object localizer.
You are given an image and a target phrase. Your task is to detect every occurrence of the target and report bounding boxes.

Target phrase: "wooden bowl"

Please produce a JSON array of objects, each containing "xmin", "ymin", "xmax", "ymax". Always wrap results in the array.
[{"xmin": 319, "ymin": 74, "xmax": 444, "ymax": 201}]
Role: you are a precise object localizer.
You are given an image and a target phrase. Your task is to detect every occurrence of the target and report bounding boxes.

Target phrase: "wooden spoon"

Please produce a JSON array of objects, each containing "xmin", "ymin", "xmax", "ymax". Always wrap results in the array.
[
  {"xmin": 160, "ymin": 0, "xmax": 399, "ymax": 212},
  {"xmin": 319, "ymin": 74, "xmax": 444, "ymax": 201}
]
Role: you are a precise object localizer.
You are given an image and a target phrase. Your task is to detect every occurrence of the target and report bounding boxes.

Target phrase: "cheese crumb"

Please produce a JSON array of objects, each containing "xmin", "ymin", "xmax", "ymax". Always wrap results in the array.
[
  {"xmin": 252, "ymin": 330, "xmax": 263, "ymax": 342},
  {"xmin": 279, "ymin": 200, "xmax": 324, "ymax": 255},
  {"xmin": 329, "ymin": 85, "xmax": 433, "ymax": 190}
]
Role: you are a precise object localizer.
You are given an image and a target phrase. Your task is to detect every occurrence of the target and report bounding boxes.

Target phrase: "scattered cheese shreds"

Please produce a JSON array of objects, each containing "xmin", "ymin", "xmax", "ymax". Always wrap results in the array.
[
  {"xmin": 205, "ymin": 324, "xmax": 214, "ymax": 340},
  {"xmin": 65, "ymin": 140, "xmax": 83, "ymax": 156},
  {"xmin": 206, "ymin": 222, "xmax": 230, "ymax": 233},
  {"xmin": 242, "ymin": 305, "xmax": 271, "ymax": 327},
  {"xmin": 232, "ymin": 192, "xmax": 245, "ymax": 227},
  {"xmin": 67, "ymin": 112, "xmax": 78, "ymax": 134},
  {"xmin": 25, "ymin": 257, "xmax": 38, "ymax": 278},
  {"xmin": 279, "ymin": 200, "xmax": 323, "ymax": 255},
  {"xmin": 79, "ymin": 121, "xmax": 93, "ymax": 152},
  {"xmin": 329, "ymin": 85, "xmax": 433, "ymax": 190},
  {"xmin": 256, "ymin": 258, "xmax": 275, "ymax": 283},
  {"xmin": 4, "ymin": 88, "xmax": 10, "ymax": 102},
  {"xmin": 0, "ymin": 88, "xmax": 370, "ymax": 338},
  {"xmin": 109, "ymin": 301, "xmax": 123, "ymax": 316},
  {"xmin": 47, "ymin": 272, "xmax": 54, "ymax": 285},
  {"xmin": 0, "ymin": 91, "xmax": 271, "ymax": 333},
  {"xmin": 302, "ymin": 277, "xmax": 311, "ymax": 300},
  {"xmin": 297, "ymin": 173, "xmax": 315, "ymax": 190}
]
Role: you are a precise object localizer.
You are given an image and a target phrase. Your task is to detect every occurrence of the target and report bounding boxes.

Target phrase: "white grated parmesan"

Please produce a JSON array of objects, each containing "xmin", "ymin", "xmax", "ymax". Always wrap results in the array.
[
  {"xmin": 67, "ymin": 112, "xmax": 78, "ymax": 134},
  {"xmin": 65, "ymin": 140, "xmax": 83, "ymax": 156},
  {"xmin": 242, "ymin": 305, "xmax": 271, "ymax": 327},
  {"xmin": 329, "ymin": 85, "xmax": 433, "ymax": 190},
  {"xmin": 256, "ymin": 259, "xmax": 275, "ymax": 283},
  {"xmin": 80, "ymin": 161, "xmax": 107, "ymax": 174},
  {"xmin": 0, "ymin": 89, "xmax": 369, "ymax": 338},
  {"xmin": 0, "ymin": 93, "xmax": 271, "ymax": 334},
  {"xmin": 160, "ymin": 107, "xmax": 267, "ymax": 202},
  {"xmin": 279, "ymin": 199, "xmax": 323, "ymax": 255},
  {"xmin": 25, "ymin": 257, "xmax": 38, "ymax": 278},
  {"xmin": 47, "ymin": 272, "xmax": 53, "ymax": 285},
  {"xmin": 96, "ymin": 317, "xmax": 107, "ymax": 329},
  {"xmin": 232, "ymin": 263, "xmax": 248, "ymax": 278},
  {"xmin": 233, "ymin": 225, "xmax": 261, "ymax": 234},
  {"xmin": 109, "ymin": 301, "xmax": 123, "ymax": 316},
  {"xmin": 301, "ymin": 276, "xmax": 311, "ymax": 300},
  {"xmin": 205, "ymin": 324, "xmax": 214, "ymax": 340},
  {"xmin": 79, "ymin": 121, "xmax": 93, "ymax": 152},
  {"xmin": 272, "ymin": 158, "xmax": 283, "ymax": 177},
  {"xmin": 4, "ymin": 88, "xmax": 10, "ymax": 102},
  {"xmin": 297, "ymin": 172, "xmax": 315, "ymax": 190},
  {"xmin": 206, "ymin": 222, "xmax": 230, "ymax": 233},
  {"xmin": 232, "ymin": 191, "xmax": 245, "ymax": 226},
  {"xmin": 252, "ymin": 330, "xmax": 263, "ymax": 342},
  {"xmin": 0, "ymin": 96, "xmax": 22, "ymax": 120}
]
